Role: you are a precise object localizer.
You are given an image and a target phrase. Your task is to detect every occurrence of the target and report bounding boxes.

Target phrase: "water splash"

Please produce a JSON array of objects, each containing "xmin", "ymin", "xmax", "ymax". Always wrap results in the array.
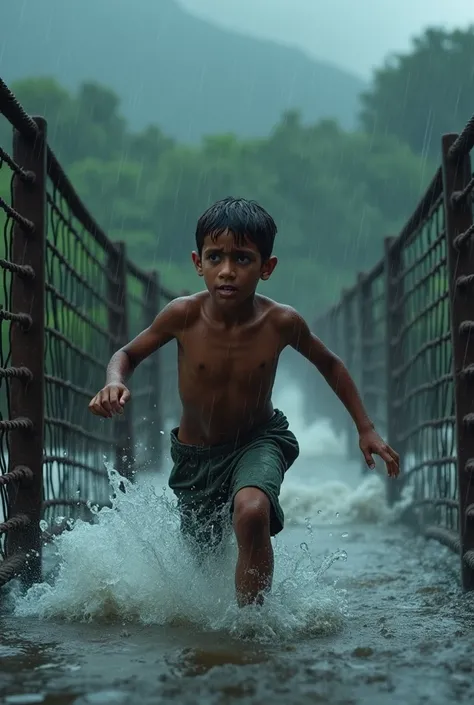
[
  {"xmin": 280, "ymin": 474, "xmax": 412, "ymax": 527},
  {"xmin": 14, "ymin": 467, "xmax": 347, "ymax": 642}
]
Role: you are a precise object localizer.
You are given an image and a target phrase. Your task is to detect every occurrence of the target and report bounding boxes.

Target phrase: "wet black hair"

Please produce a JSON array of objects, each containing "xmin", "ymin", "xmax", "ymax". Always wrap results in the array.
[{"xmin": 195, "ymin": 197, "xmax": 277, "ymax": 261}]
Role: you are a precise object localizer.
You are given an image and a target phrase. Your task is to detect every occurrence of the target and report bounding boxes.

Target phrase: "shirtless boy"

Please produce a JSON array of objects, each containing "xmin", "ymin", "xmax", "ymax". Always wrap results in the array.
[{"xmin": 89, "ymin": 197, "xmax": 399, "ymax": 606}]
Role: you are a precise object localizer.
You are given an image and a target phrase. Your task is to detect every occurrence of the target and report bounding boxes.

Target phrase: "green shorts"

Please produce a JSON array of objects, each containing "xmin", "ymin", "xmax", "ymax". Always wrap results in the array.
[{"xmin": 168, "ymin": 409, "xmax": 299, "ymax": 546}]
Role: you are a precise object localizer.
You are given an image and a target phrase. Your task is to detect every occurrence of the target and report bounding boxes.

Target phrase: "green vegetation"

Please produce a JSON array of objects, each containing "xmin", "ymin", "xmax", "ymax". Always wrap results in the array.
[
  {"xmin": 360, "ymin": 27, "xmax": 474, "ymax": 158},
  {"xmin": 0, "ymin": 76, "xmax": 432, "ymax": 317},
  {"xmin": 4, "ymin": 22, "xmax": 470, "ymax": 314}
]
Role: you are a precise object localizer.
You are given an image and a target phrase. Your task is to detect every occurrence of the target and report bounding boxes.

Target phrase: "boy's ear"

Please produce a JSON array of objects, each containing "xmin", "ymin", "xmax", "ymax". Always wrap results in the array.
[
  {"xmin": 192, "ymin": 251, "xmax": 203, "ymax": 276},
  {"xmin": 260, "ymin": 256, "xmax": 278, "ymax": 281}
]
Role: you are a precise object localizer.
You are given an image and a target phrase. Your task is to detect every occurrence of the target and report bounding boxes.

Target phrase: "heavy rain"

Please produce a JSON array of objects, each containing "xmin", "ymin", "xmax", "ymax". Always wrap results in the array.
[{"xmin": 1, "ymin": 2, "xmax": 474, "ymax": 704}]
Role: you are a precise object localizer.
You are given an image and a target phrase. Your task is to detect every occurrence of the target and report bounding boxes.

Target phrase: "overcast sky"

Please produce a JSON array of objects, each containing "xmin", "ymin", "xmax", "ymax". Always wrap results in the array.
[{"xmin": 179, "ymin": 0, "xmax": 473, "ymax": 78}]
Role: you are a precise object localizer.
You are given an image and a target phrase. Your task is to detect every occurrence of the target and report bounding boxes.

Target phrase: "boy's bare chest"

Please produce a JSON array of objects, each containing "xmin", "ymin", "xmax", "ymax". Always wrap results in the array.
[{"xmin": 178, "ymin": 323, "xmax": 280, "ymax": 384}]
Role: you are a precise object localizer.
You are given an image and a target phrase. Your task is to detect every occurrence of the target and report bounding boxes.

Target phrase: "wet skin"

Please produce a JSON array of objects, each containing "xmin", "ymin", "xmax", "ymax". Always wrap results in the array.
[{"xmin": 89, "ymin": 231, "xmax": 399, "ymax": 604}]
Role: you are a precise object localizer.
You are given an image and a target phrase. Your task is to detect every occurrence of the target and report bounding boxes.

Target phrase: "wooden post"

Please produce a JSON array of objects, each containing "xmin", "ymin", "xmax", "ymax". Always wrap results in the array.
[
  {"xmin": 357, "ymin": 272, "xmax": 373, "ymax": 474},
  {"xmin": 341, "ymin": 288, "xmax": 358, "ymax": 459},
  {"xmin": 107, "ymin": 241, "xmax": 134, "ymax": 480},
  {"xmin": 145, "ymin": 271, "xmax": 163, "ymax": 465},
  {"xmin": 441, "ymin": 133, "xmax": 474, "ymax": 591},
  {"xmin": 7, "ymin": 117, "xmax": 47, "ymax": 585},
  {"xmin": 384, "ymin": 236, "xmax": 404, "ymax": 506}
]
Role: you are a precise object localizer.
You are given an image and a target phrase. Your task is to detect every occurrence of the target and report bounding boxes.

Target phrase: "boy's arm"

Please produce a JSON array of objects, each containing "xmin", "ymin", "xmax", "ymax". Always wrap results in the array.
[
  {"xmin": 278, "ymin": 306, "xmax": 399, "ymax": 477},
  {"xmin": 89, "ymin": 297, "xmax": 190, "ymax": 418}
]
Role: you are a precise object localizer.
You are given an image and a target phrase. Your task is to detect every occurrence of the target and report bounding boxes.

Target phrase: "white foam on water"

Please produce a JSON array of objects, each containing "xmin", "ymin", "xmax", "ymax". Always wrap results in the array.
[
  {"xmin": 14, "ymin": 468, "xmax": 348, "ymax": 642},
  {"xmin": 12, "ymin": 378, "xmax": 409, "ymax": 641},
  {"xmin": 273, "ymin": 379, "xmax": 413, "ymax": 527},
  {"xmin": 273, "ymin": 380, "xmax": 347, "ymax": 459},
  {"xmin": 280, "ymin": 474, "xmax": 409, "ymax": 527}
]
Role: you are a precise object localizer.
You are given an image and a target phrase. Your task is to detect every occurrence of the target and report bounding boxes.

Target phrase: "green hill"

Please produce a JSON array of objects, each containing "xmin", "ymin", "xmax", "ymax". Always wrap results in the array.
[{"xmin": 1, "ymin": 0, "xmax": 365, "ymax": 141}]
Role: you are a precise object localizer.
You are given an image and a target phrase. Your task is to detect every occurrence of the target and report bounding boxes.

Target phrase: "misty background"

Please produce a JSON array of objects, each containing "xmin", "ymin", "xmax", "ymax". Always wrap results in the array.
[{"xmin": 1, "ymin": 0, "xmax": 473, "ymax": 317}]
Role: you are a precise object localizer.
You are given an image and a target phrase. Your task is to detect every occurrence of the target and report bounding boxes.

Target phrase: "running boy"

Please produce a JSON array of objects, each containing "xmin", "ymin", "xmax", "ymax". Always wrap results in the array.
[{"xmin": 89, "ymin": 197, "xmax": 399, "ymax": 606}]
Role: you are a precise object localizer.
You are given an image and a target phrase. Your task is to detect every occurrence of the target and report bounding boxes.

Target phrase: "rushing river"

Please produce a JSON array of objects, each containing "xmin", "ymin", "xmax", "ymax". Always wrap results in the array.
[{"xmin": 1, "ymin": 384, "xmax": 473, "ymax": 704}]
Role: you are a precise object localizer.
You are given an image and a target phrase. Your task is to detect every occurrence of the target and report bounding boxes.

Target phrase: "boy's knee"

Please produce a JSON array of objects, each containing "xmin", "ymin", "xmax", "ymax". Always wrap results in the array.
[{"xmin": 233, "ymin": 488, "xmax": 271, "ymax": 542}]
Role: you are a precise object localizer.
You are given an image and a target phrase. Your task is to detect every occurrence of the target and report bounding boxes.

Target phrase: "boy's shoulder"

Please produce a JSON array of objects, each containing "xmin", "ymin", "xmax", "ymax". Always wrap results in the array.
[
  {"xmin": 255, "ymin": 295, "xmax": 302, "ymax": 328},
  {"xmin": 157, "ymin": 291, "xmax": 207, "ymax": 331},
  {"xmin": 165, "ymin": 292, "xmax": 304, "ymax": 335}
]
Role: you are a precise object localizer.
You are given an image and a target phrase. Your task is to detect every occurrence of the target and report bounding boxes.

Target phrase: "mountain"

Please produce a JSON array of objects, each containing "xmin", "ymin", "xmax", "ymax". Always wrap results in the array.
[{"xmin": 0, "ymin": 0, "xmax": 365, "ymax": 140}]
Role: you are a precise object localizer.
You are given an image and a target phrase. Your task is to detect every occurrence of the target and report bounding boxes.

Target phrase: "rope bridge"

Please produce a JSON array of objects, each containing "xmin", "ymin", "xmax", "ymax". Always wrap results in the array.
[
  {"xmin": 1, "ymin": 76, "xmax": 474, "ymax": 592},
  {"xmin": 311, "ymin": 124, "xmax": 474, "ymax": 590},
  {"xmin": 0, "ymin": 79, "xmax": 180, "ymax": 588}
]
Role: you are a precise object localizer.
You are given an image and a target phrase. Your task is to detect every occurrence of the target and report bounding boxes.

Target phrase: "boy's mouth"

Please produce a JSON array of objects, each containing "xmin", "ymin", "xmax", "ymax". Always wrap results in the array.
[{"xmin": 216, "ymin": 285, "xmax": 238, "ymax": 297}]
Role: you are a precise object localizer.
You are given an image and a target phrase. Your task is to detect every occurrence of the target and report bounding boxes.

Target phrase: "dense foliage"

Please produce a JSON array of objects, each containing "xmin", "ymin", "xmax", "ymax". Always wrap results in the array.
[
  {"xmin": 360, "ymin": 27, "xmax": 474, "ymax": 159},
  {"xmin": 0, "ymin": 77, "xmax": 431, "ymax": 316}
]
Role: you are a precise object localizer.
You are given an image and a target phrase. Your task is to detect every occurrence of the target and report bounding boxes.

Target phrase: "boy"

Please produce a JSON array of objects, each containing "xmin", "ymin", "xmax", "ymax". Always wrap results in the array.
[{"xmin": 89, "ymin": 197, "xmax": 399, "ymax": 606}]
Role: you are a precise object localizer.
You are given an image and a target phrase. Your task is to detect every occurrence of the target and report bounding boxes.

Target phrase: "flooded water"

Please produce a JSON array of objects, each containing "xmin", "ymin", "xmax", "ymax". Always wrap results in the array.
[{"xmin": 1, "ymin": 384, "xmax": 474, "ymax": 704}]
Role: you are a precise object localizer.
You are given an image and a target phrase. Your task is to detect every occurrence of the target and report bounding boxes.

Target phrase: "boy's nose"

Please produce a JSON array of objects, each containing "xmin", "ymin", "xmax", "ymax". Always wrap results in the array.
[{"xmin": 218, "ymin": 261, "xmax": 236, "ymax": 279}]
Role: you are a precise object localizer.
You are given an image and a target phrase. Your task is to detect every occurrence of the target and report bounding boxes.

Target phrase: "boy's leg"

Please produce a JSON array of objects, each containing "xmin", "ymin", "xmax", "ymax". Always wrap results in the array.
[
  {"xmin": 230, "ymin": 440, "xmax": 288, "ymax": 606},
  {"xmin": 233, "ymin": 487, "xmax": 273, "ymax": 606}
]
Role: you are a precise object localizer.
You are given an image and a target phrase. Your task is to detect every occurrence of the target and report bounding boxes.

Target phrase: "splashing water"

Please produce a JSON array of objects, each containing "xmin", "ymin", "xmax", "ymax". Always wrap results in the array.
[
  {"xmin": 280, "ymin": 474, "xmax": 408, "ymax": 526},
  {"xmin": 14, "ymin": 467, "xmax": 348, "ymax": 642},
  {"xmin": 273, "ymin": 381, "xmax": 347, "ymax": 459},
  {"xmin": 13, "ymin": 380, "xmax": 411, "ymax": 641},
  {"xmin": 272, "ymin": 379, "xmax": 412, "ymax": 527}
]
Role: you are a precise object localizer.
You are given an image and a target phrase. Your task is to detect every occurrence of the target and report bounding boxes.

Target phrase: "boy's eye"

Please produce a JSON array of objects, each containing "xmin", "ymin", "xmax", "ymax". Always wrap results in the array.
[{"xmin": 206, "ymin": 252, "xmax": 251, "ymax": 264}]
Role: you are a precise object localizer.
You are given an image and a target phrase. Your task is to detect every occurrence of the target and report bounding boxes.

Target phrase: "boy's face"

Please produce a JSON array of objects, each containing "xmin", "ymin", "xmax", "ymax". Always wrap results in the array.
[{"xmin": 192, "ymin": 230, "xmax": 277, "ymax": 305}]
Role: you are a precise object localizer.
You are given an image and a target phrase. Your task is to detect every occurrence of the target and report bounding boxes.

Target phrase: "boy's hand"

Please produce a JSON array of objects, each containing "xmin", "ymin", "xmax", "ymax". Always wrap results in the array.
[
  {"xmin": 359, "ymin": 428, "xmax": 400, "ymax": 478},
  {"xmin": 88, "ymin": 383, "xmax": 131, "ymax": 418}
]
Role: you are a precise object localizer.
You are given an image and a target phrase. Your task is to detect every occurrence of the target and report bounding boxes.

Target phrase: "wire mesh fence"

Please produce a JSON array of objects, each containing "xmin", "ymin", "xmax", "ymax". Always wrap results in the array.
[
  {"xmin": 0, "ymin": 79, "xmax": 179, "ymax": 588},
  {"xmin": 390, "ymin": 191, "xmax": 456, "ymax": 531},
  {"xmin": 42, "ymin": 181, "xmax": 119, "ymax": 530},
  {"xmin": 1, "ymin": 76, "xmax": 474, "ymax": 592},
  {"xmin": 359, "ymin": 263, "xmax": 387, "ymax": 440},
  {"xmin": 1, "ymin": 145, "xmax": 17, "ymax": 565},
  {"xmin": 310, "ymin": 127, "xmax": 474, "ymax": 589},
  {"xmin": 0, "ymin": 107, "xmax": 42, "ymax": 586}
]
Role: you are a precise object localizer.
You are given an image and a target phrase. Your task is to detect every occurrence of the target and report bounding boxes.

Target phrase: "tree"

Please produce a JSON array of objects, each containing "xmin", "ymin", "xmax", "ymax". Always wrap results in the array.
[
  {"xmin": 2, "ymin": 77, "xmax": 431, "ymax": 316},
  {"xmin": 360, "ymin": 27, "xmax": 474, "ymax": 158},
  {"xmin": 6, "ymin": 78, "xmax": 171, "ymax": 168}
]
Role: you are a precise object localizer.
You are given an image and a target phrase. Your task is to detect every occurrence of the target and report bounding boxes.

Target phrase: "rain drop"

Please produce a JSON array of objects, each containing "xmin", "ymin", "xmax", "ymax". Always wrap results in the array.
[
  {"xmin": 341, "ymin": 532, "xmax": 349, "ymax": 539},
  {"xmin": 39, "ymin": 520, "xmax": 48, "ymax": 532}
]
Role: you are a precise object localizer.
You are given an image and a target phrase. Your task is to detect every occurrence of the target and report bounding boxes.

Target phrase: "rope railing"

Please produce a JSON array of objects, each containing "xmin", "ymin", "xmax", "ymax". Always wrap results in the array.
[
  {"xmin": 0, "ymin": 78, "xmax": 180, "ymax": 589},
  {"xmin": 0, "ymin": 106, "xmax": 42, "ymax": 587},
  {"xmin": 3, "ymin": 68, "xmax": 471, "ymax": 594},
  {"xmin": 311, "ymin": 122, "xmax": 474, "ymax": 591}
]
